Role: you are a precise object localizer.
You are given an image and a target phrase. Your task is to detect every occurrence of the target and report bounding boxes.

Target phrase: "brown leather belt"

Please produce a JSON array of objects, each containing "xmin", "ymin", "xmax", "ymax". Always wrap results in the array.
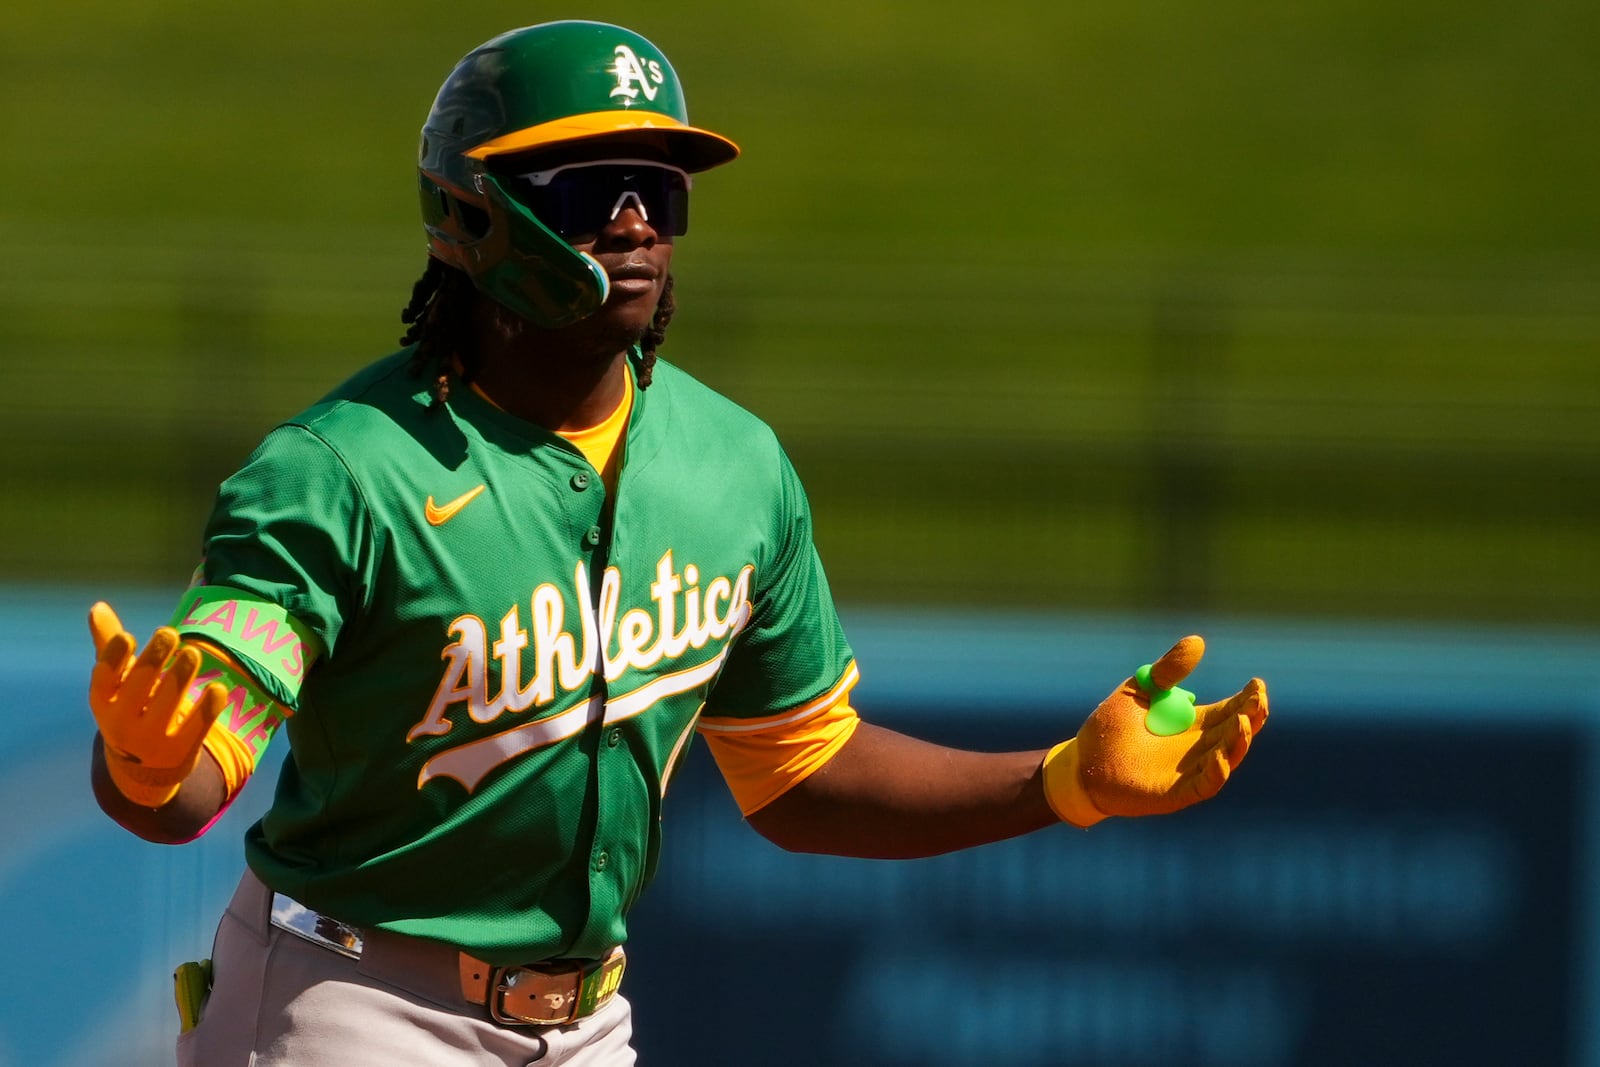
[{"xmin": 269, "ymin": 892, "xmax": 624, "ymax": 1027}]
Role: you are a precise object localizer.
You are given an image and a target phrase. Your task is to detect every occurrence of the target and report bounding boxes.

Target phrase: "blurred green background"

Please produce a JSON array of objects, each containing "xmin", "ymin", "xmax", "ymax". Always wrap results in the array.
[{"xmin": 2, "ymin": 0, "xmax": 1595, "ymax": 626}]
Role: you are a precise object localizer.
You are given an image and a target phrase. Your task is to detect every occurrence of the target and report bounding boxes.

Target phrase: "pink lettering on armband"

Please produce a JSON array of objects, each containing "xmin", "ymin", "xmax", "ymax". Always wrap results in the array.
[
  {"xmin": 187, "ymin": 660, "xmax": 286, "ymax": 767},
  {"xmin": 167, "ymin": 584, "xmax": 322, "ymax": 701},
  {"xmin": 199, "ymin": 601, "xmax": 237, "ymax": 632}
]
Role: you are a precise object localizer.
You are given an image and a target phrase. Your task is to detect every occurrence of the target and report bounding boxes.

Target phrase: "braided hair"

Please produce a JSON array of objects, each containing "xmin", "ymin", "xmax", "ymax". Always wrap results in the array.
[{"xmin": 400, "ymin": 258, "xmax": 675, "ymax": 406}]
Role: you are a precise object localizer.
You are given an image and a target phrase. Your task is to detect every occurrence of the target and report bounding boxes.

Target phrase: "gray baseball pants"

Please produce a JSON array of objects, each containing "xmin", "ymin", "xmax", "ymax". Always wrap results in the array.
[{"xmin": 176, "ymin": 869, "xmax": 637, "ymax": 1066}]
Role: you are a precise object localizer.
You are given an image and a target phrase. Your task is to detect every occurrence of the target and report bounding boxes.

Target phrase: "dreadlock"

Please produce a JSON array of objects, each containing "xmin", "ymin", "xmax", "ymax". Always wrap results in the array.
[
  {"xmin": 400, "ymin": 259, "xmax": 675, "ymax": 407},
  {"xmin": 637, "ymin": 273, "xmax": 674, "ymax": 389}
]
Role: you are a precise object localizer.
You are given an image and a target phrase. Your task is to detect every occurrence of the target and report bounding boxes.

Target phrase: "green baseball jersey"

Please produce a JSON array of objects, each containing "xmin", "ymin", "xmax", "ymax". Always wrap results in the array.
[{"xmin": 187, "ymin": 348, "xmax": 853, "ymax": 965}]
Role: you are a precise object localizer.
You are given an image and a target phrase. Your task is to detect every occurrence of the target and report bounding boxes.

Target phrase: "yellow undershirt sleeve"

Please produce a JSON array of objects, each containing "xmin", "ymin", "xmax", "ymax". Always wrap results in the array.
[
  {"xmin": 697, "ymin": 666, "xmax": 862, "ymax": 816},
  {"xmin": 186, "ymin": 637, "xmax": 290, "ymax": 803},
  {"xmin": 202, "ymin": 719, "xmax": 257, "ymax": 802}
]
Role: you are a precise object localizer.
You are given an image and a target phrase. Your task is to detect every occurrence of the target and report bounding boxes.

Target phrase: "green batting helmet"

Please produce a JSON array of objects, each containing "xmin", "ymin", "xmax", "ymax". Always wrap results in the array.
[{"xmin": 418, "ymin": 21, "xmax": 739, "ymax": 327}]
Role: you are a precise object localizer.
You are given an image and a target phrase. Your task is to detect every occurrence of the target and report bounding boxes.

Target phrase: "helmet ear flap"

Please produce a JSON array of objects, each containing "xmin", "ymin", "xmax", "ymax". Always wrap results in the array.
[
  {"xmin": 420, "ymin": 176, "xmax": 490, "ymax": 248},
  {"xmin": 419, "ymin": 172, "xmax": 610, "ymax": 328},
  {"xmin": 469, "ymin": 172, "xmax": 611, "ymax": 328}
]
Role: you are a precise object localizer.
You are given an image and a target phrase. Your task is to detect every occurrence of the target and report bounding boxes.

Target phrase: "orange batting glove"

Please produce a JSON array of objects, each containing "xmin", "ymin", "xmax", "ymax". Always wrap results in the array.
[
  {"xmin": 1041, "ymin": 635, "xmax": 1268, "ymax": 828},
  {"xmin": 89, "ymin": 602, "xmax": 228, "ymax": 808}
]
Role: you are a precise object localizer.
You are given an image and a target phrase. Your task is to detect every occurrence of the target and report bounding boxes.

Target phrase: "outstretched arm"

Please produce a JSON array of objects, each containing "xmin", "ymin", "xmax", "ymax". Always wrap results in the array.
[
  {"xmin": 86, "ymin": 602, "xmax": 236, "ymax": 844},
  {"xmin": 747, "ymin": 723, "xmax": 1056, "ymax": 858},
  {"xmin": 747, "ymin": 636, "xmax": 1268, "ymax": 859}
]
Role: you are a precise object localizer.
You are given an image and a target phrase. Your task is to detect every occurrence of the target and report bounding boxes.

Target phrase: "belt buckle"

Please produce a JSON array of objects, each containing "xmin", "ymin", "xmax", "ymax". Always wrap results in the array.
[
  {"xmin": 488, "ymin": 949, "xmax": 626, "ymax": 1028},
  {"xmin": 490, "ymin": 965, "xmax": 582, "ymax": 1027}
]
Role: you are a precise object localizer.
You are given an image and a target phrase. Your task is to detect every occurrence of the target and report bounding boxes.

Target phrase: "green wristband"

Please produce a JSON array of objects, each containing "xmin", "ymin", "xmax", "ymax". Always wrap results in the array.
[
  {"xmin": 168, "ymin": 584, "xmax": 321, "ymax": 707},
  {"xmin": 1134, "ymin": 663, "xmax": 1197, "ymax": 736}
]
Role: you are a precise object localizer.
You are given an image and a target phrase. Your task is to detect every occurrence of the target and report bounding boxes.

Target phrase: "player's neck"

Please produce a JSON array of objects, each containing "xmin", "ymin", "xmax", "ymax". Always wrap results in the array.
[
  {"xmin": 474, "ymin": 352, "xmax": 628, "ymax": 432},
  {"xmin": 470, "ymin": 305, "xmax": 633, "ymax": 432}
]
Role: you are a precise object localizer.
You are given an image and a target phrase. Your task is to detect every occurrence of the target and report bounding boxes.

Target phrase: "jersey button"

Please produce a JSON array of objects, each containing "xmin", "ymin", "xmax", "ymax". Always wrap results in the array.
[
  {"xmin": 570, "ymin": 472, "xmax": 591, "ymax": 491},
  {"xmin": 594, "ymin": 851, "xmax": 609, "ymax": 871},
  {"xmin": 606, "ymin": 728, "xmax": 622, "ymax": 748},
  {"xmin": 584, "ymin": 525, "xmax": 603, "ymax": 547}
]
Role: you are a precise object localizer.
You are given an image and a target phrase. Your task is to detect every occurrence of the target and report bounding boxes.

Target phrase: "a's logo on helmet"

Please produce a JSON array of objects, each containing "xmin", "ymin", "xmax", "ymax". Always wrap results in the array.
[{"xmin": 609, "ymin": 45, "xmax": 664, "ymax": 106}]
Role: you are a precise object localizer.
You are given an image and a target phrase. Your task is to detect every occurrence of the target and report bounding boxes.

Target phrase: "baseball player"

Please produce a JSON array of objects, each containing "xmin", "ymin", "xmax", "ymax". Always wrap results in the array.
[{"xmin": 85, "ymin": 20, "xmax": 1269, "ymax": 1066}]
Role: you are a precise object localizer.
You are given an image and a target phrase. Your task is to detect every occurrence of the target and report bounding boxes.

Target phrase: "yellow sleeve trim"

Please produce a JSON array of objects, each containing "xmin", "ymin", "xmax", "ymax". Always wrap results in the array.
[
  {"xmin": 698, "ymin": 665, "xmax": 862, "ymax": 816},
  {"xmin": 698, "ymin": 663, "xmax": 860, "ymax": 735}
]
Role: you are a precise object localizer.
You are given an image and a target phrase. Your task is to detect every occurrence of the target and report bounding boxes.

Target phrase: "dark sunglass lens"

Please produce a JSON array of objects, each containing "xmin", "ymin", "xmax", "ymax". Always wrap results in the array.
[{"xmin": 521, "ymin": 166, "xmax": 689, "ymax": 239}]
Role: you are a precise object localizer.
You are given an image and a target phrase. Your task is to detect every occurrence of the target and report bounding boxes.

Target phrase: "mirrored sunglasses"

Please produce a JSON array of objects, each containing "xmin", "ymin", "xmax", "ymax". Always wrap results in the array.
[{"xmin": 513, "ymin": 159, "xmax": 691, "ymax": 240}]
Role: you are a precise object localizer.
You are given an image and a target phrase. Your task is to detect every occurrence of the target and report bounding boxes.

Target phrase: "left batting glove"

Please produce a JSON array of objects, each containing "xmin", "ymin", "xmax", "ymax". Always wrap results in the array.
[{"xmin": 1041, "ymin": 635, "xmax": 1268, "ymax": 827}]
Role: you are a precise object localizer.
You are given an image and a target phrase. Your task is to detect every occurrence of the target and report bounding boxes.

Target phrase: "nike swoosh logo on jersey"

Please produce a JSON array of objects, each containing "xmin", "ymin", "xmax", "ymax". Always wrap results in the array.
[{"xmin": 425, "ymin": 485, "xmax": 487, "ymax": 526}]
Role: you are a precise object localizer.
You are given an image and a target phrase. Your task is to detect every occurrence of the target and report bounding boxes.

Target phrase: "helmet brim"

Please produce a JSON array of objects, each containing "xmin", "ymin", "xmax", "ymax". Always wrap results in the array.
[{"xmin": 465, "ymin": 111, "xmax": 739, "ymax": 174}]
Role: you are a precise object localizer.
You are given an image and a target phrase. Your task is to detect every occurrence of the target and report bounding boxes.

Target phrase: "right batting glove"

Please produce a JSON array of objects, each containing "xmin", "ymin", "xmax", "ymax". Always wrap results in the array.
[{"xmin": 89, "ymin": 602, "xmax": 228, "ymax": 808}]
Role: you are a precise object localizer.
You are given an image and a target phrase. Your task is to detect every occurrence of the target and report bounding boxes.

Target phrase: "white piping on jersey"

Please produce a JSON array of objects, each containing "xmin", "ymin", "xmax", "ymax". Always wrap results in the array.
[
  {"xmin": 696, "ymin": 662, "xmax": 860, "ymax": 734},
  {"xmin": 416, "ymin": 644, "xmax": 733, "ymax": 793}
]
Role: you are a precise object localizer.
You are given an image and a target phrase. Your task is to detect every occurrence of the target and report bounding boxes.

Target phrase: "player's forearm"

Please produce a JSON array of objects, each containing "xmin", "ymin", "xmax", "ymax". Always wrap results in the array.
[
  {"xmin": 746, "ymin": 722, "xmax": 1058, "ymax": 859},
  {"xmin": 90, "ymin": 735, "xmax": 229, "ymax": 844}
]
